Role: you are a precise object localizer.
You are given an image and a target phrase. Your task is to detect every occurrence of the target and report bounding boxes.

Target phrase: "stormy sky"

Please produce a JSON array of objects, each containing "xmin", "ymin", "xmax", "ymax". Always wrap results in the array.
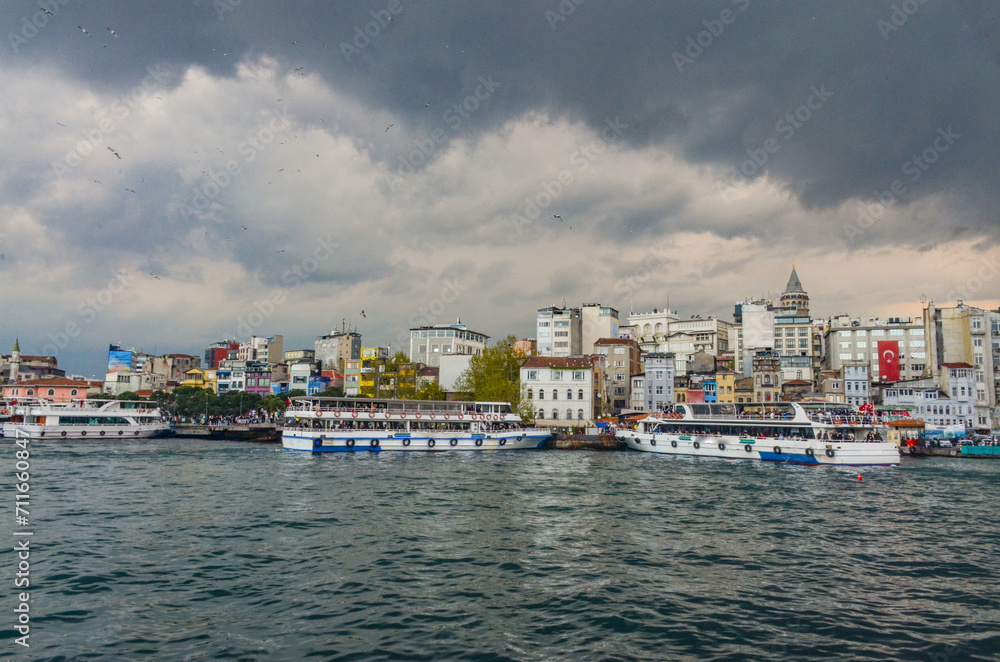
[{"xmin": 1, "ymin": 0, "xmax": 998, "ymax": 377}]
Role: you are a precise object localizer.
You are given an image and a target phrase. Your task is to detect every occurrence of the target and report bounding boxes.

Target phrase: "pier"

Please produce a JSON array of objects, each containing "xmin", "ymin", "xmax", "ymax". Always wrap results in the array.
[{"xmin": 174, "ymin": 423, "xmax": 282, "ymax": 442}]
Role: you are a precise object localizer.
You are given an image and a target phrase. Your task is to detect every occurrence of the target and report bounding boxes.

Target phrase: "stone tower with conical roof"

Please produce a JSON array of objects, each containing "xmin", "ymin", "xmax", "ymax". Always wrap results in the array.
[
  {"xmin": 779, "ymin": 263, "xmax": 809, "ymax": 316},
  {"xmin": 10, "ymin": 338, "xmax": 21, "ymax": 384}
]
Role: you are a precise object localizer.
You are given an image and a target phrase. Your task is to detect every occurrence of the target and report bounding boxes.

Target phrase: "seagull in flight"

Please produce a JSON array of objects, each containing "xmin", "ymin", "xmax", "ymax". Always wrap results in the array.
[
  {"xmin": 41, "ymin": 7, "xmax": 53, "ymax": 16},
  {"xmin": 107, "ymin": 147, "xmax": 121, "ymax": 159},
  {"xmin": 55, "ymin": 122, "xmax": 66, "ymax": 127},
  {"xmin": 106, "ymin": 27, "xmax": 118, "ymax": 38},
  {"xmin": 77, "ymin": 25, "xmax": 91, "ymax": 36},
  {"xmin": 553, "ymin": 214, "xmax": 562, "ymax": 221},
  {"xmin": 241, "ymin": 225, "xmax": 248, "ymax": 230},
  {"xmin": 385, "ymin": 124, "xmax": 394, "ymax": 132},
  {"xmin": 425, "ymin": 102, "xmax": 430, "ymax": 108},
  {"xmin": 361, "ymin": 310, "xmax": 366, "ymax": 318},
  {"xmin": 275, "ymin": 249, "xmax": 285, "ymax": 253},
  {"xmin": 149, "ymin": 273, "xmax": 160, "ymax": 280},
  {"xmin": 124, "ymin": 188, "xmax": 135, "ymax": 193}
]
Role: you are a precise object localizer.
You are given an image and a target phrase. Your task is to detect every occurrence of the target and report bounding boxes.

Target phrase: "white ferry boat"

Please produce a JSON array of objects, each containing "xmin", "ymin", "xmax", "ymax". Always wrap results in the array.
[
  {"xmin": 282, "ymin": 397, "xmax": 549, "ymax": 452},
  {"xmin": 2, "ymin": 399, "xmax": 171, "ymax": 440},
  {"xmin": 617, "ymin": 402, "xmax": 900, "ymax": 466}
]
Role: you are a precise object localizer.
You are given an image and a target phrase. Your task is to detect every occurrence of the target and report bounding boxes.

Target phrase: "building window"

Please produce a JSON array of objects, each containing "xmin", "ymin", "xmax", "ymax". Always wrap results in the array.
[
  {"xmin": 538, "ymin": 389, "xmax": 544, "ymax": 400},
  {"xmin": 527, "ymin": 389, "xmax": 533, "ymax": 399},
  {"xmin": 538, "ymin": 409, "xmax": 545, "ymax": 419},
  {"xmin": 527, "ymin": 370, "xmax": 538, "ymax": 380},
  {"xmin": 47, "ymin": 389, "xmax": 55, "ymax": 396},
  {"xmin": 71, "ymin": 389, "xmax": 78, "ymax": 396},
  {"xmin": 578, "ymin": 409, "xmax": 584, "ymax": 420},
  {"xmin": 552, "ymin": 409, "xmax": 559, "ymax": 420},
  {"xmin": 566, "ymin": 390, "xmax": 572, "ymax": 400},
  {"xmin": 573, "ymin": 371, "xmax": 584, "ymax": 380},
  {"xmin": 578, "ymin": 389, "xmax": 584, "ymax": 400},
  {"xmin": 552, "ymin": 371, "xmax": 562, "ymax": 380},
  {"xmin": 566, "ymin": 409, "xmax": 573, "ymax": 420},
  {"xmin": 26, "ymin": 389, "xmax": 33, "ymax": 396}
]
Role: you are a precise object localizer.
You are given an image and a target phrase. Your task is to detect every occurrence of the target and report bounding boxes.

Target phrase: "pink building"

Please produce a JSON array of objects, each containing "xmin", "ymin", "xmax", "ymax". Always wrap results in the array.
[{"xmin": 3, "ymin": 377, "xmax": 97, "ymax": 403}]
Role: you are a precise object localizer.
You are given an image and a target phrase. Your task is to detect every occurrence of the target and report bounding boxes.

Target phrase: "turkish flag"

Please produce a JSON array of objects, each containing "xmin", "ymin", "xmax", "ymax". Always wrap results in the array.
[{"xmin": 878, "ymin": 341, "xmax": 900, "ymax": 382}]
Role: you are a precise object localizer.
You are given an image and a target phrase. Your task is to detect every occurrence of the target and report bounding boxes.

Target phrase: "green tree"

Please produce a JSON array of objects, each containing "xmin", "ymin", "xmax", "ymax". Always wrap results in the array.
[
  {"xmin": 454, "ymin": 334, "xmax": 532, "ymax": 422},
  {"xmin": 115, "ymin": 391, "xmax": 141, "ymax": 401},
  {"xmin": 316, "ymin": 386, "xmax": 345, "ymax": 398},
  {"xmin": 413, "ymin": 381, "xmax": 447, "ymax": 401}
]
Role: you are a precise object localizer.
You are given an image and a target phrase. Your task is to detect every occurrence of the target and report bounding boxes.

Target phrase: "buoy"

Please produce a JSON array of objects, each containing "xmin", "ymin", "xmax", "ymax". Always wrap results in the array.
[{"xmin": 857, "ymin": 474, "xmax": 863, "ymax": 481}]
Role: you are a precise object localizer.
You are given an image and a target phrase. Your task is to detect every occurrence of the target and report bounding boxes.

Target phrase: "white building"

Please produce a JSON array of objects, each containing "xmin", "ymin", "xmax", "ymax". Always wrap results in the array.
[
  {"xmin": 843, "ymin": 361, "xmax": 870, "ymax": 407},
  {"xmin": 536, "ymin": 306, "xmax": 582, "ymax": 357},
  {"xmin": 408, "ymin": 322, "xmax": 488, "ymax": 368},
  {"xmin": 521, "ymin": 356, "xmax": 595, "ymax": 428},
  {"xmin": 823, "ymin": 316, "xmax": 926, "ymax": 383},
  {"xmin": 103, "ymin": 370, "xmax": 165, "ymax": 396},
  {"xmin": 238, "ymin": 335, "xmax": 284, "ymax": 365},
  {"xmin": 883, "ymin": 373, "xmax": 976, "ymax": 430},
  {"xmin": 438, "ymin": 354, "xmax": 473, "ymax": 392},
  {"xmin": 629, "ymin": 309, "xmax": 730, "ymax": 376},
  {"xmin": 630, "ymin": 374, "xmax": 645, "ymax": 412},
  {"xmin": 581, "ymin": 303, "xmax": 619, "ymax": 355}
]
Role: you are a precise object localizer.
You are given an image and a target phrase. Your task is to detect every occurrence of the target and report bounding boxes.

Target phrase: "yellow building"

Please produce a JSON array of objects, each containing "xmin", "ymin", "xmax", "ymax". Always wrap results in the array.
[
  {"xmin": 715, "ymin": 369, "xmax": 737, "ymax": 403},
  {"xmin": 182, "ymin": 368, "xmax": 218, "ymax": 393}
]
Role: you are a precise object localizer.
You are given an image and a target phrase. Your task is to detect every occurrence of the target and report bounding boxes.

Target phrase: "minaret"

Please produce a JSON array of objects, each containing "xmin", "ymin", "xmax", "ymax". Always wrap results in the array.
[
  {"xmin": 780, "ymin": 262, "xmax": 809, "ymax": 316},
  {"xmin": 10, "ymin": 338, "xmax": 21, "ymax": 384}
]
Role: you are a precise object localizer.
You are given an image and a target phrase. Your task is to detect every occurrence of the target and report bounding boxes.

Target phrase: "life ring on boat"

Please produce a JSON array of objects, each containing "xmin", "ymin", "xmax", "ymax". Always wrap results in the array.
[
  {"xmin": 352, "ymin": 411, "xmax": 358, "ymax": 418},
  {"xmin": 849, "ymin": 418, "xmax": 858, "ymax": 425},
  {"xmin": 671, "ymin": 440, "xmax": 677, "ymax": 448},
  {"xmin": 334, "ymin": 411, "xmax": 341, "ymax": 418},
  {"xmin": 118, "ymin": 431, "xmax": 123, "ymax": 436},
  {"xmin": 384, "ymin": 412, "xmax": 391, "ymax": 419},
  {"xmin": 402, "ymin": 438, "xmax": 410, "ymax": 446},
  {"xmin": 414, "ymin": 413, "xmax": 421, "ymax": 419},
  {"xmin": 516, "ymin": 436, "xmax": 522, "ymax": 441},
  {"xmin": 458, "ymin": 414, "xmax": 464, "ymax": 420},
  {"xmin": 429, "ymin": 413, "xmax": 436, "ymax": 419},
  {"xmin": 744, "ymin": 444, "xmax": 752, "ymax": 453},
  {"xmin": 693, "ymin": 441, "xmax": 700, "ymax": 449},
  {"xmin": 450, "ymin": 438, "xmax": 458, "ymax": 446},
  {"xmin": 825, "ymin": 448, "xmax": 835, "ymax": 458},
  {"xmin": 774, "ymin": 446, "xmax": 782, "ymax": 455},
  {"xmin": 368, "ymin": 412, "xmax": 375, "ymax": 418},
  {"xmin": 428, "ymin": 439, "xmax": 436, "ymax": 448},
  {"xmin": 316, "ymin": 411, "xmax": 322, "ymax": 417},
  {"xmin": 718, "ymin": 443, "xmax": 725, "ymax": 451},
  {"xmin": 499, "ymin": 439, "xmax": 506, "ymax": 446},
  {"xmin": 949, "ymin": 448, "xmax": 957, "ymax": 457},
  {"xmin": 400, "ymin": 412, "xmax": 407, "ymax": 418},
  {"xmin": 81, "ymin": 431, "xmax": 86, "ymax": 436},
  {"xmin": 444, "ymin": 414, "xmax": 450, "ymax": 420},
  {"xmin": 61, "ymin": 431, "xmax": 67, "ymax": 437},
  {"xmin": 346, "ymin": 439, "xmax": 355, "ymax": 448},
  {"xmin": 834, "ymin": 418, "xmax": 842, "ymax": 425},
  {"xmin": 805, "ymin": 448, "xmax": 815, "ymax": 457},
  {"xmin": 650, "ymin": 439, "xmax": 656, "ymax": 446},
  {"xmin": 313, "ymin": 438, "xmax": 322, "ymax": 448},
  {"xmin": 134, "ymin": 431, "xmax": 139, "ymax": 436},
  {"xmin": 475, "ymin": 439, "xmax": 483, "ymax": 447},
  {"xmin": 370, "ymin": 439, "xmax": 379, "ymax": 448},
  {"xmin": 635, "ymin": 438, "xmax": 641, "ymax": 444},
  {"xmin": 100, "ymin": 430, "xmax": 106, "ymax": 436}
]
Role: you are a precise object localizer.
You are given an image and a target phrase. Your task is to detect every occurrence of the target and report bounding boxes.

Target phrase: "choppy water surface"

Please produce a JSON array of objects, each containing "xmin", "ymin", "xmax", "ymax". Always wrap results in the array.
[{"xmin": 3, "ymin": 439, "xmax": 999, "ymax": 661}]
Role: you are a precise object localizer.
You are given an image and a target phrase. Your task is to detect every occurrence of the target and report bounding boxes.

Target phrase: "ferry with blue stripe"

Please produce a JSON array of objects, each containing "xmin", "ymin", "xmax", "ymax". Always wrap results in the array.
[
  {"xmin": 617, "ymin": 402, "xmax": 900, "ymax": 466},
  {"xmin": 282, "ymin": 396, "xmax": 549, "ymax": 452}
]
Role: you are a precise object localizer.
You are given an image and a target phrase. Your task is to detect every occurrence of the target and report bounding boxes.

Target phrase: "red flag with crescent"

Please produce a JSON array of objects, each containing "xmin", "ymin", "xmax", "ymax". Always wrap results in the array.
[{"xmin": 878, "ymin": 340, "xmax": 900, "ymax": 382}]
